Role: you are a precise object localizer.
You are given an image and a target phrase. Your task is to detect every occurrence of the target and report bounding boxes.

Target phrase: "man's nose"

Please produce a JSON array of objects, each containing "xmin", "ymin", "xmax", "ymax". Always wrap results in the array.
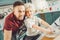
[{"xmin": 19, "ymin": 13, "xmax": 24, "ymax": 15}]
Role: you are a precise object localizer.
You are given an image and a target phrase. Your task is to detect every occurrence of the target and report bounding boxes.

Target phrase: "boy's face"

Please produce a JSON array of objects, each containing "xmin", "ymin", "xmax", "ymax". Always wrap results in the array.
[
  {"xmin": 25, "ymin": 7, "xmax": 35, "ymax": 18},
  {"xmin": 14, "ymin": 5, "xmax": 25, "ymax": 20}
]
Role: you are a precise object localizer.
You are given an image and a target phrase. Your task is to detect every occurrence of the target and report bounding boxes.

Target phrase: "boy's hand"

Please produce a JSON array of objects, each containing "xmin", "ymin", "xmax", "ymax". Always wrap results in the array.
[
  {"xmin": 46, "ymin": 26, "xmax": 54, "ymax": 34},
  {"xmin": 47, "ymin": 31, "xmax": 53, "ymax": 34},
  {"xmin": 43, "ymin": 27, "xmax": 53, "ymax": 34}
]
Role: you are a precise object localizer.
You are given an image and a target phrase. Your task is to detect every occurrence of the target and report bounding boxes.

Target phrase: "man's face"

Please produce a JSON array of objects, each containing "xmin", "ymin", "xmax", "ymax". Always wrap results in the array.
[{"xmin": 14, "ymin": 5, "xmax": 25, "ymax": 20}]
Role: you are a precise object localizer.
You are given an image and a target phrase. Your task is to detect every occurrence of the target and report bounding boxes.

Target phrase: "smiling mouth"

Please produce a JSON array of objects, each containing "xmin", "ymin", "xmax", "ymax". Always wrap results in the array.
[
  {"xmin": 19, "ymin": 15, "xmax": 23, "ymax": 17},
  {"xmin": 19, "ymin": 15, "xmax": 24, "ymax": 18}
]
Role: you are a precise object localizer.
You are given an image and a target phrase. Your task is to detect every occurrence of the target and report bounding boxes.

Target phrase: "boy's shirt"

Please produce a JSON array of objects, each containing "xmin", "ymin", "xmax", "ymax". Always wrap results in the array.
[{"xmin": 24, "ymin": 16, "xmax": 42, "ymax": 36}]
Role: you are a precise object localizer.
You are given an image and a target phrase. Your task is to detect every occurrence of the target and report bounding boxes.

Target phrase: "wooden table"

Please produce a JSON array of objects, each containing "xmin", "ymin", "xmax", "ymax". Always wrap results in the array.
[{"xmin": 42, "ymin": 36, "xmax": 54, "ymax": 40}]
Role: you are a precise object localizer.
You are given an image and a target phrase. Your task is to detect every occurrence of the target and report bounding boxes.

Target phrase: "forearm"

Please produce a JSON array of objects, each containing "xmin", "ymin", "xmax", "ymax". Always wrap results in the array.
[
  {"xmin": 32, "ymin": 25, "xmax": 51, "ymax": 33},
  {"xmin": 4, "ymin": 29, "xmax": 12, "ymax": 40},
  {"xmin": 41, "ymin": 20, "xmax": 51, "ymax": 28}
]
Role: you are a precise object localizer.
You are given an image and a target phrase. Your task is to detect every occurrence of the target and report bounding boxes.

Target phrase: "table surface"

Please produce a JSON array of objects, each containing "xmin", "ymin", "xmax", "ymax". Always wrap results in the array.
[{"xmin": 42, "ymin": 36, "xmax": 54, "ymax": 40}]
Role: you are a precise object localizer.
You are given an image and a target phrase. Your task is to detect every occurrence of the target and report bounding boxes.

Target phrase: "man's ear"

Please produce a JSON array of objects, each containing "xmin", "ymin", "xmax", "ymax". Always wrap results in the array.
[{"xmin": 0, "ymin": 14, "xmax": 5, "ymax": 19}]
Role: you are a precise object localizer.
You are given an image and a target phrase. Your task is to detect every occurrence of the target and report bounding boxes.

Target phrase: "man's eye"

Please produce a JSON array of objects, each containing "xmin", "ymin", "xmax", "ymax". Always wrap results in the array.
[{"xmin": 18, "ymin": 11, "xmax": 25, "ymax": 12}]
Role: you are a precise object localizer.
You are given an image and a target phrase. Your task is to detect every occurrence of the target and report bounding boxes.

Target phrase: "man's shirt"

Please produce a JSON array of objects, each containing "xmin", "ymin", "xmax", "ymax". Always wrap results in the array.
[{"xmin": 4, "ymin": 13, "xmax": 24, "ymax": 33}]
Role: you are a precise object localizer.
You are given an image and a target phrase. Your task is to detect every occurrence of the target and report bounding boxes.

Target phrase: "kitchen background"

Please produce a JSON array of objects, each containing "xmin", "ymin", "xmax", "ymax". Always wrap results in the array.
[{"xmin": 0, "ymin": 0, "xmax": 60, "ymax": 40}]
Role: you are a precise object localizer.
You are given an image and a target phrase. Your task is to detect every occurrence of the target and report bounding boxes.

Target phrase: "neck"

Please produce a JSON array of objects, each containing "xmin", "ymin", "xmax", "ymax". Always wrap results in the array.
[{"xmin": 27, "ymin": 15, "xmax": 33, "ymax": 18}]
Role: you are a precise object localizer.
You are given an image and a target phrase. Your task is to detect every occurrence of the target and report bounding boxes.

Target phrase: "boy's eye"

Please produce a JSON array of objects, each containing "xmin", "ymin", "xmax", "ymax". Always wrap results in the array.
[
  {"xmin": 26, "ymin": 10, "xmax": 32, "ymax": 12},
  {"xmin": 30, "ymin": 10, "xmax": 32, "ymax": 12},
  {"xmin": 18, "ymin": 10, "xmax": 21, "ymax": 12}
]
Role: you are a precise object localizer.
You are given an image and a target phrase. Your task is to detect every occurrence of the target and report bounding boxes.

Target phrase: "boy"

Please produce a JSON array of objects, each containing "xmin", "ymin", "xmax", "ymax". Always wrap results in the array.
[{"xmin": 23, "ymin": 3, "xmax": 53, "ymax": 40}]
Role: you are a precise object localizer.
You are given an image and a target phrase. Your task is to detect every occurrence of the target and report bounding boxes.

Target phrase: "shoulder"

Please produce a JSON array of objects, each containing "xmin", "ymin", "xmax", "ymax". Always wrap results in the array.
[
  {"xmin": 33, "ymin": 16, "xmax": 41, "ymax": 20},
  {"xmin": 33, "ymin": 16, "xmax": 38, "ymax": 18},
  {"xmin": 5, "ymin": 13, "xmax": 14, "ymax": 21},
  {"xmin": 6, "ymin": 13, "xmax": 13, "ymax": 18}
]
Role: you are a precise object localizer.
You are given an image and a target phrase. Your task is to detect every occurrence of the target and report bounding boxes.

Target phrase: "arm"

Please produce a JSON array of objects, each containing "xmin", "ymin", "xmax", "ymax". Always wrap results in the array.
[
  {"xmin": 4, "ymin": 29, "xmax": 12, "ymax": 40},
  {"xmin": 40, "ymin": 19, "xmax": 54, "ymax": 32},
  {"xmin": 4, "ymin": 16, "xmax": 13, "ymax": 40},
  {"xmin": 32, "ymin": 24, "xmax": 52, "ymax": 34},
  {"xmin": 36, "ymin": 16, "xmax": 54, "ymax": 32},
  {"xmin": 41, "ymin": 19, "xmax": 51, "ymax": 28},
  {"xmin": 36, "ymin": 16, "xmax": 52, "ymax": 29},
  {"xmin": 24, "ymin": 19, "xmax": 52, "ymax": 34}
]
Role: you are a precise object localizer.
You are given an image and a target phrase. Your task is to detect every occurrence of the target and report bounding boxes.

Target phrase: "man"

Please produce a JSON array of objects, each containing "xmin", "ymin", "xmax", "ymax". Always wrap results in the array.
[{"xmin": 3, "ymin": 1, "xmax": 25, "ymax": 40}]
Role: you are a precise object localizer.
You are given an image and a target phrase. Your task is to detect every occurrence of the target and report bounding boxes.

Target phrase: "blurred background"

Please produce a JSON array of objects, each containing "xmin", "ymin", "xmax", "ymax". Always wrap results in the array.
[{"xmin": 0, "ymin": 0, "xmax": 60, "ymax": 40}]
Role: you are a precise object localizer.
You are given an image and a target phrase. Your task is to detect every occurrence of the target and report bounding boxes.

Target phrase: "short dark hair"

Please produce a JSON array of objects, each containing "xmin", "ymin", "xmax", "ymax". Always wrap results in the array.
[{"xmin": 13, "ymin": 1, "xmax": 24, "ymax": 7}]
